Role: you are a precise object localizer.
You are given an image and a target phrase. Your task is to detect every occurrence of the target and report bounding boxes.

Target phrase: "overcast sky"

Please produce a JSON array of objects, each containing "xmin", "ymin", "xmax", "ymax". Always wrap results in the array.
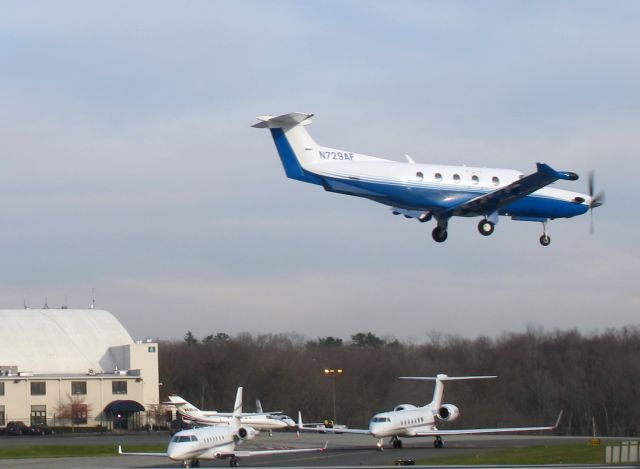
[{"xmin": 1, "ymin": 1, "xmax": 638, "ymax": 342}]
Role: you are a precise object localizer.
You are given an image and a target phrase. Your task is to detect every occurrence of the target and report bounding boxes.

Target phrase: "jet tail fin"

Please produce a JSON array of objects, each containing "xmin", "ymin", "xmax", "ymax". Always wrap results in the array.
[
  {"xmin": 232, "ymin": 387, "xmax": 243, "ymax": 423},
  {"xmin": 400, "ymin": 374, "xmax": 497, "ymax": 408}
]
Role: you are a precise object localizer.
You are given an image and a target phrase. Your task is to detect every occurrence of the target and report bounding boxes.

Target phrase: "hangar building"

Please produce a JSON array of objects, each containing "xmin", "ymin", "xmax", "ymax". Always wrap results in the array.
[{"xmin": 0, "ymin": 308, "xmax": 159, "ymax": 430}]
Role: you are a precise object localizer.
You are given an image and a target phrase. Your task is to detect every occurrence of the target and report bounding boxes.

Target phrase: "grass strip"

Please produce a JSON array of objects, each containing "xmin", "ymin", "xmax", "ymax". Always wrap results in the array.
[
  {"xmin": 417, "ymin": 443, "xmax": 606, "ymax": 465},
  {"xmin": 0, "ymin": 444, "xmax": 166, "ymax": 459}
]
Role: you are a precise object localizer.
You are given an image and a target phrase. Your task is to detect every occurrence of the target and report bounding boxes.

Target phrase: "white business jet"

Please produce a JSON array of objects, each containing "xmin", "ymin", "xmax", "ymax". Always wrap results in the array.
[
  {"xmin": 120, "ymin": 387, "xmax": 325, "ymax": 467},
  {"xmin": 254, "ymin": 112, "xmax": 604, "ymax": 245},
  {"xmin": 166, "ymin": 394, "xmax": 292, "ymax": 431},
  {"xmin": 298, "ymin": 374, "xmax": 561, "ymax": 450}
]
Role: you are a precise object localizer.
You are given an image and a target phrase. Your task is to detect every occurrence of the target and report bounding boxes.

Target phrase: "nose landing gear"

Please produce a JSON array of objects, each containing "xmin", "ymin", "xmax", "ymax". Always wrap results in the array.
[{"xmin": 478, "ymin": 219, "xmax": 495, "ymax": 236}]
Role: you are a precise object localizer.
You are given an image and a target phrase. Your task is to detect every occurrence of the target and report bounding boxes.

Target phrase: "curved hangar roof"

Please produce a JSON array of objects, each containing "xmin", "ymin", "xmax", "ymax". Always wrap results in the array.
[{"xmin": 0, "ymin": 309, "xmax": 133, "ymax": 374}]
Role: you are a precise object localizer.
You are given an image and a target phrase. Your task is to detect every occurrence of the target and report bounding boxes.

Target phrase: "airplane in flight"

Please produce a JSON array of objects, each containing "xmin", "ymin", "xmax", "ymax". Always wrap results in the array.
[
  {"xmin": 166, "ymin": 394, "xmax": 295, "ymax": 431},
  {"xmin": 298, "ymin": 374, "xmax": 561, "ymax": 450},
  {"xmin": 121, "ymin": 387, "xmax": 325, "ymax": 467},
  {"xmin": 253, "ymin": 112, "xmax": 604, "ymax": 246}
]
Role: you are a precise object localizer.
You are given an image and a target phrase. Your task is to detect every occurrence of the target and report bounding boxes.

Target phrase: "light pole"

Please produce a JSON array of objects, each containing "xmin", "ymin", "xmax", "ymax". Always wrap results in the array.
[{"xmin": 323, "ymin": 368, "xmax": 343, "ymax": 424}]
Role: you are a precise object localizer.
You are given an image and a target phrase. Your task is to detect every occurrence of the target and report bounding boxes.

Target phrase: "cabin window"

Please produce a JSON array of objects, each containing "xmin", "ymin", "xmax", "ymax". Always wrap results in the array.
[
  {"xmin": 453, "ymin": 174, "xmax": 461, "ymax": 183},
  {"xmin": 434, "ymin": 173, "xmax": 442, "ymax": 182},
  {"xmin": 492, "ymin": 176, "xmax": 500, "ymax": 186},
  {"xmin": 471, "ymin": 175, "xmax": 479, "ymax": 185},
  {"xmin": 416, "ymin": 171, "xmax": 423, "ymax": 181}
]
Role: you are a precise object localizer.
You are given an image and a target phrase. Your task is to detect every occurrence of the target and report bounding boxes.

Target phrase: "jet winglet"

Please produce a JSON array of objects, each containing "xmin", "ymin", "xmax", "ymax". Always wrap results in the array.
[
  {"xmin": 536, "ymin": 162, "xmax": 578, "ymax": 181},
  {"xmin": 554, "ymin": 410, "xmax": 564, "ymax": 429},
  {"xmin": 252, "ymin": 112, "xmax": 313, "ymax": 128}
]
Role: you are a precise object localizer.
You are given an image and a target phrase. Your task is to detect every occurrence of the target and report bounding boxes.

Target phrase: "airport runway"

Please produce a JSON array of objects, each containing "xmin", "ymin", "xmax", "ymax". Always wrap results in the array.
[{"xmin": 0, "ymin": 432, "xmax": 615, "ymax": 468}]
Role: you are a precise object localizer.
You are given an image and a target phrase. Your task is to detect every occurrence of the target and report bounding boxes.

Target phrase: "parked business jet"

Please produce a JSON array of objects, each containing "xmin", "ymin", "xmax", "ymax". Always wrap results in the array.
[
  {"xmin": 166, "ymin": 394, "xmax": 292, "ymax": 431},
  {"xmin": 298, "ymin": 374, "xmax": 561, "ymax": 450},
  {"xmin": 253, "ymin": 112, "xmax": 604, "ymax": 245},
  {"xmin": 121, "ymin": 387, "xmax": 325, "ymax": 467}
]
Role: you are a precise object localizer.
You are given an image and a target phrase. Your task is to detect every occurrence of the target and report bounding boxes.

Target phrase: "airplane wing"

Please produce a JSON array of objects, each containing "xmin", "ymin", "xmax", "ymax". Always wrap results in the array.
[
  {"xmin": 414, "ymin": 411, "xmax": 562, "ymax": 437},
  {"xmin": 299, "ymin": 425, "xmax": 371, "ymax": 435},
  {"xmin": 118, "ymin": 445, "xmax": 168, "ymax": 457},
  {"xmin": 297, "ymin": 411, "xmax": 371, "ymax": 435},
  {"xmin": 438, "ymin": 163, "xmax": 578, "ymax": 218},
  {"xmin": 218, "ymin": 442, "xmax": 327, "ymax": 458}
]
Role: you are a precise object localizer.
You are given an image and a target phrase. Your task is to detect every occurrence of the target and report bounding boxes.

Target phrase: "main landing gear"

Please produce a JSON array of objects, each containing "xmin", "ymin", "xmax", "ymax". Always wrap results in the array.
[
  {"xmin": 477, "ymin": 219, "xmax": 495, "ymax": 236},
  {"xmin": 433, "ymin": 435, "xmax": 444, "ymax": 448},
  {"xmin": 431, "ymin": 219, "xmax": 449, "ymax": 243},
  {"xmin": 229, "ymin": 456, "xmax": 240, "ymax": 467},
  {"xmin": 182, "ymin": 460, "xmax": 200, "ymax": 468}
]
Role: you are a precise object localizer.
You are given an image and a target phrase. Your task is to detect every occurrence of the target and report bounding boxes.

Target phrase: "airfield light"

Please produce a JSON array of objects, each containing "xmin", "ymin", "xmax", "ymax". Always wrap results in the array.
[{"xmin": 323, "ymin": 368, "xmax": 343, "ymax": 423}]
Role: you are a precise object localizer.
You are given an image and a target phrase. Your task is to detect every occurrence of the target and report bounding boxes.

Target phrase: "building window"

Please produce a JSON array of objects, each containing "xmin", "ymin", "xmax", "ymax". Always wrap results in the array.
[
  {"xmin": 0, "ymin": 381, "xmax": 4, "ymax": 396},
  {"xmin": 31, "ymin": 382, "xmax": 46, "ymax": 396},
  {"xmin": 148, "ymin": 346, "xmax": 156, "ymax": 353},
  {"xmin": 72, "ymin": 381, "xmax": 87, "ymax": 395},
  {"xmin": 112, "ymin": 381, "xmax": 127, "ymax": 395},
  {"xmin": 0, "ymin": 405, "xmax": 4, "ymax": 426},
  {"xmin": 31, "ymin": 405, "xmax": 46, "ymax": 425},
  {"xmin": 72, "ymin": 404, "xmax": 88, "ymax": 425}
]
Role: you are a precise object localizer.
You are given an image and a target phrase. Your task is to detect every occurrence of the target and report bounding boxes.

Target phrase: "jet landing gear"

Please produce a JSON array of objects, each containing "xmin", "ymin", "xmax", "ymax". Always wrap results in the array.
[
  {"xmin": 182, "ymin": 460, "xmax": 200, "ymax": 468},
  {"xmin": 431, "ymin": 219, "xmax": 449, "ymax": 243},
  {"xmin": 477, "ymin": 219, "xmax": 495, "ymax": 236},
  {"xmin": 391, "ymin": 436, "xmax": 403, "ymax": 449},
  {"xmin": 433, "ymin": 435, "xmax": 444, "ymax": 448},
  {"xmin": 376, "ymin": 438, "xmax": 384, "ymax": 451},
  {"xmin": 229, "ymin": 456, "xmax": 240, "ymax": 467},
  {"xmin": 539, "ymin": 221, "xmax": 551, "ymax": 246}
]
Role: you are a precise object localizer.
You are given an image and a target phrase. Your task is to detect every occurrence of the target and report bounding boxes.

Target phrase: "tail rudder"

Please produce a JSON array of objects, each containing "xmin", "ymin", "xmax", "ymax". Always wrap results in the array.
[
  {"xmin": 165, "ymin": 395, "xmax": 203, "ymax": 420},
  {"xmin": 400, "ymin": 374, "xmax": 497, "ymax": 408},
  {"xmin": 253, "ymin": 112, "xmax": 322, "ymax": 183},
  {"xmin": 232, "ymin": 387, "xmax": 243, "ymax": 426}
]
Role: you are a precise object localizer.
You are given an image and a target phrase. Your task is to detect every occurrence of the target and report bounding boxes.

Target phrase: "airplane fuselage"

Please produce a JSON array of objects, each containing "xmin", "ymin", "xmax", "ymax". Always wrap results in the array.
[
  {"xmin": 307, "ymin": 157, "xmax": 589, "ymax": 220},
  {"xmin": 369, "ymin": 407, "xmax": 438, "ymax": 438},
  {"xmin": 168, "ymin": 425, "xmax": 236, "ymax": 461}
]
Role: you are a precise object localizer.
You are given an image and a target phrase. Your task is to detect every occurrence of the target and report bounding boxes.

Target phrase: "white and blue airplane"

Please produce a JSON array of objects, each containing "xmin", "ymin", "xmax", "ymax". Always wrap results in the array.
[
  {"xmin": 120, "ymin": 387, "xmax": 325, "ymax": 468},
  {"xmin": 253, "ymin": 112, "xmax": 604, "ymax": 246},
  {"xmin": 298, "ymin": 374, "xmax": 561, "ymax": 451}
]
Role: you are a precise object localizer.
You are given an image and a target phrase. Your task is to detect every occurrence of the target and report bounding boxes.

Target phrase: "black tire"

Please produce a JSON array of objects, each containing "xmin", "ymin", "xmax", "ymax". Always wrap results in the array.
[
  {"xmin": 478, "ymin": 220, "xmax": 494, "ymax": 236},
  {"xmin": 432, "ymin": 227, "xmax": 448, "ymax": 243},
  {"xmin": 539, "ymin": 235, "xmax": 551, "ymax": 246}
]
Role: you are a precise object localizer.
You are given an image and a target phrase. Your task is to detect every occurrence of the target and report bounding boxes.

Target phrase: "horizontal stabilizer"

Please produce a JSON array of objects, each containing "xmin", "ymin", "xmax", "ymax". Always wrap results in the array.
[
  {"xmin": 252, "ymin": 112, "xmax": 313, "ymax": 128},
  {"xmin": 400, "ymin": 374, "xmax": 497, "ymax": 381}
]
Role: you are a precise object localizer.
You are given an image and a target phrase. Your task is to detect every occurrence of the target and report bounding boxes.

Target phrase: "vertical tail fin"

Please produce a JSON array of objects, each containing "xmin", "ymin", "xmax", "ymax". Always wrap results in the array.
[
  {"xmin": 252, "ymin": 112, "xmax": 323, "ymax": 184},
  {"xmin": 164, "ymin": 395, "xmax": 203, "ymax": 421},
  {"xmin": 231, "ymin": 387, "xmax": 243, "ymax": 427},
  {"xmin": 399, "ymin": 374, "xmax": 497, "ymax": 408}
]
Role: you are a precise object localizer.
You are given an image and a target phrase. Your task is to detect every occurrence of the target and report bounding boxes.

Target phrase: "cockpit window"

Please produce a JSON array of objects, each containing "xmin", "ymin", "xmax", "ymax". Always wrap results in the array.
[
  {"xmin": 371, "ymin": 417, "xmax": 391, "ymax": 422},
  {"xmin": 173, "ymin": 435, "xmax": 194, "ymax": 443}
]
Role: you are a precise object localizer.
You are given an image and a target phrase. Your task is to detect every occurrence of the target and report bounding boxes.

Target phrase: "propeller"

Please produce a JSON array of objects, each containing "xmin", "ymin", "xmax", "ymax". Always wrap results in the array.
[{"xmin": 588, "ymin": 171, "xmax": 605, "ymax": 234}]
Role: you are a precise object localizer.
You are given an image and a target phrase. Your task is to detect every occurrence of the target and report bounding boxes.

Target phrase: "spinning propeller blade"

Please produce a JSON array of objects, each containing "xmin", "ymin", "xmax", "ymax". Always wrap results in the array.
[{"xmin": 588, "ymin": 171, "xmax": 605, "ymax": 234}]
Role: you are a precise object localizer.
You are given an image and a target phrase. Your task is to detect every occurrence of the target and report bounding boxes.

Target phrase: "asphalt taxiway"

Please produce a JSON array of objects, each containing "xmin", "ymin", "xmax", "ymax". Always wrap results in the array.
[{"xmin": 0, "ymin": 432, "xmax": 618, "ymax": 468}]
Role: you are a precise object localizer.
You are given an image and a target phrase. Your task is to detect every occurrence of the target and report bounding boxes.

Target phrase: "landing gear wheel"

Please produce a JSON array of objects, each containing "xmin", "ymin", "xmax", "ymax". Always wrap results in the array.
[
  {"xmin": 432, "ymin": 227, "xmax": 448, "ymax": 243},
  {"xmin": 391, "ymin": 437, "xmax": 403, "ymax": 449},
  {"xmin": 539, "ymin": 234, "xmax": 551, "ymax": 246},
  {"xmin": 478, "ymin": 220, "xmax": 495, "ymax": 236},
  {"xmin": 376, "ymin": 446, "xmax": 384, "ymax": 452},
  {"xmin": 434, "ymin": 436, "xmax": 444, "ymax": 448},
  {"xmin": 229, "ymin": 457, "xmax": 240, "ymax": 467}
]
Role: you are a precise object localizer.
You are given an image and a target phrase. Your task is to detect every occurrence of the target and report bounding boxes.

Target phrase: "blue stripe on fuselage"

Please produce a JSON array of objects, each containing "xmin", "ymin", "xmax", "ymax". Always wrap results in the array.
[
  {"xmin": 320, "ymin": 175, "xmax": 588, "ymax": 219},
  {"xmin": 270, "ymin": 128, "xmax": 323, "ymax": 185}
]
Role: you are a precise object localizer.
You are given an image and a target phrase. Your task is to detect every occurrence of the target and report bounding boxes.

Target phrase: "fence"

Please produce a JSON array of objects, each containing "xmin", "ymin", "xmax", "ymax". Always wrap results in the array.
[{"xmin": 606, "ymin": 441, "xmax": 639, "ymax": 464}]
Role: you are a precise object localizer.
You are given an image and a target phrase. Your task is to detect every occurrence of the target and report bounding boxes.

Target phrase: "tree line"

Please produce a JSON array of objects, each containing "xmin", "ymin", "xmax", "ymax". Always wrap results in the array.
[{"xmin": 159, "ymin": 326, "xmax": 640, "ymax": 437}]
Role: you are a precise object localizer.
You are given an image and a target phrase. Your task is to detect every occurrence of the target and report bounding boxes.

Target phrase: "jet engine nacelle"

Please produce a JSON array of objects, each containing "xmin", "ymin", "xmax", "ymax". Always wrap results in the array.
[
  {"xmin": 393, "ymin": 404, "xmax": 417, "ymax": 412},
  {"xmin": 437, "ymin": 404, "xmax": 460, "ymax": 422},
  {"xmin": 236, "ymin": 426, "xmax": 258, "ymax": 440}
]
